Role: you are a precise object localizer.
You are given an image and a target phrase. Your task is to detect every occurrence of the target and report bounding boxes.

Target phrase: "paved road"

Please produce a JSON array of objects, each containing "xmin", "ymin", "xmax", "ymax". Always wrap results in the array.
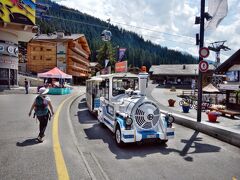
[
  {"xmin": 0, "ymin": 87, "xmax": 91, "ymax": 180},
  {"xmin": 70, "ymin": 95, "xmax": 240, "ymax": 180}
]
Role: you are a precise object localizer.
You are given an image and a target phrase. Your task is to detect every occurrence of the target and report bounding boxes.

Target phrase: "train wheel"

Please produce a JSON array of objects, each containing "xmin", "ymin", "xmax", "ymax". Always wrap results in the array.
[
  {"xmin": 158, "ymin": 139, "xmax": 168, "ymax": 145},
  {"xmin": 115, "ymin": 126, "xmax": 124, "ymax": 147}
]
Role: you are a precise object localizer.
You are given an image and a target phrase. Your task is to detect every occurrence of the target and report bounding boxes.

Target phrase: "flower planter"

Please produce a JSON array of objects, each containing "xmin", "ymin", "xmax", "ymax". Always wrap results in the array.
[
  {"xmin": 207, "ymin": 113, "xmax": 218, "ymax": 122},
  {"xmin": 168, "ymin": 99, "xmax": 176, "ymax": 107},
  {"xmin": 206, "ymin": 111, "xmax": 221, "ymax": 122},
  {"xmin": 182, "ymin": 106, "xmax": 190, "ymax": 113}
]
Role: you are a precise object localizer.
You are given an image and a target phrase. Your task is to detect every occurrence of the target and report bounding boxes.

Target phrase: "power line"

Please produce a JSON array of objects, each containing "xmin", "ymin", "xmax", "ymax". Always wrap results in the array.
[
  {"xmin": 40, "ymin": 14, "xmax": 196, "ymax": 47},
  {"xmin": 45, "ymin": 15, "xmax": 107, "ymax": 29},
  {"xmin": 140, "ymin": 34, "xmax": 196, "ymax": 46},
  {"xmin": 110, "ymin": 20, "xmax": 195, "ymax": 40},
  {"xmin": 53, "ymin": 6, "xmax": 196, "ymax": 40}
]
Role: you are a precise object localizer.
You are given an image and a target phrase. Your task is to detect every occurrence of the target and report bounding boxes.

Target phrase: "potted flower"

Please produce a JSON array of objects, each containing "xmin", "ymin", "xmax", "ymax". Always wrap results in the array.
[
  {"xmin": 206, "ymin": 110, "xmax": 221, "ymax": 122},
  {"xmin": 182, "ymin": 101, "xmax": 190, "ymax": 113},
  {"xmin": 168, "ymin": 99, "xmax": 176, "ymax": 107}
]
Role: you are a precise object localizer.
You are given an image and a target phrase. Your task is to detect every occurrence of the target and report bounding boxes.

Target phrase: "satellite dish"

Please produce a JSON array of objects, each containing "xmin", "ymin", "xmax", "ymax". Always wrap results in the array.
[{"xmin": 101, "ymin": 30, "xmax": 112, "ymax": 41}]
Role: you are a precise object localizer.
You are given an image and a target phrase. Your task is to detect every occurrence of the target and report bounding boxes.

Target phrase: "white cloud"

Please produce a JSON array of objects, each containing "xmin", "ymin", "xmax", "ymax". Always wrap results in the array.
[{"xmin": 55, "ymin": 0, "xmax": 240, "ymax": 63}]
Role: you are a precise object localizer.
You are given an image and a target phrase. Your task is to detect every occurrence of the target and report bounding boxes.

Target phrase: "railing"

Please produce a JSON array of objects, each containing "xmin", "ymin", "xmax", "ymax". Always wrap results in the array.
[{"xmin": 181, "ymin": 90, "xmax": 198, "ymax": 96}]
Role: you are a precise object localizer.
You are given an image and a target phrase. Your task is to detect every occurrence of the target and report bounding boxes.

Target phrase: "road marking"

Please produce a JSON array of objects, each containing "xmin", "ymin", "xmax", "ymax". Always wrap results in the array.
[{"xmin": 52, "ymin": 97, "xmax": 72, "ymax": 180}]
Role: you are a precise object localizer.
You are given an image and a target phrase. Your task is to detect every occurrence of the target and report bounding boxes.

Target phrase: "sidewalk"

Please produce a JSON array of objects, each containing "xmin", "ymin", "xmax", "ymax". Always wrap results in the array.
[
  {"xmin": 149, "ymin": 84, "xmax": 240, "ymax": 148},
  {"xmin": 0, "ymin": 86, "xmax": 83, "ymax": 95},
  {"xmin": 0, "ymin": 87, "xmax": 38, "ymax": 95}
]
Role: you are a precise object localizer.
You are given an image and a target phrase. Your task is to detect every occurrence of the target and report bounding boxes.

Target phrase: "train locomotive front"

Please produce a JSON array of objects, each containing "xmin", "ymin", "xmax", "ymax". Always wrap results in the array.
[{"xmin": 114, "ymin": 92, "xmax": 175, "ymax": 146}]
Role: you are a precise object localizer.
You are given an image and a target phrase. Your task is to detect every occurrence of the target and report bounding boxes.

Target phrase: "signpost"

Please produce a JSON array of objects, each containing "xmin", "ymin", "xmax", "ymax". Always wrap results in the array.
[
  {"xmin": 199, "ymin": 47, "xmax": 210, "ymax": 58},
  {"xmin": 199, "ymin": 60, "xmax": 209, "ymax": 72},
  {"xmin": 115, "ymin": 61, "xmax": 128, "ymax": 73},
  {"xmin": 196, "ymin": 0, "xmax": 206, "ymax": 122}
]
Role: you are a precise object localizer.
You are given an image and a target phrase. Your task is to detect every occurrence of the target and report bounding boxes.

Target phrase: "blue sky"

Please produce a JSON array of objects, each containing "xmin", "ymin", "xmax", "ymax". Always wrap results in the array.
[{"xmin": 54, "ymin": 0, "xmax": 240, "ymax": 63}]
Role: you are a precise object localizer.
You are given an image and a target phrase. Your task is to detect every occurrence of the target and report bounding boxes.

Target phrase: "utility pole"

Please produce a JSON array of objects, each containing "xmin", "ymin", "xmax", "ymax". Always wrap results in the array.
[
  {"xmin": 208, "ymin": 40, "xmax": 231, "ymax": 67},
  {"xmin": 196, "ymin": 0, "xmax": 206, "ymax": 122}
]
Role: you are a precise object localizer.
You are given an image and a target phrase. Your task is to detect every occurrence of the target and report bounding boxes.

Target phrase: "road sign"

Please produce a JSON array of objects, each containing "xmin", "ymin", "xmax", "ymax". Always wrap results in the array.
[
  {"xmin": 199, "ymin": 60, "xmax": 209, "ymax": 72},
  {"xmin": 199, "ymin": 47, "xmax": 210, "ymax": 58}
]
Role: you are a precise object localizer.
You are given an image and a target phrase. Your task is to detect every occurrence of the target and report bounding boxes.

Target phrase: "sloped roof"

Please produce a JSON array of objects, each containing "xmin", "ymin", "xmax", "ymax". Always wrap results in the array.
[
  {"xmin": 31, "ymin": 33, "xmax": 91, "ymax": 54},
  {"xmin": 32, "ymin": 33, "xmax": 84, "ymax": 41},
  {"xmin": 215, "ymin": 49, "xmax": 240, "ymax": 73},
  {"xmin": 150, "ymin": 64, "xmax": 215, "ymax": 75}
]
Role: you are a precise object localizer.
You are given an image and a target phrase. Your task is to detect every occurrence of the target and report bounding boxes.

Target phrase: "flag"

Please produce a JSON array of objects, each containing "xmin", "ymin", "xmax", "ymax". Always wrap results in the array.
[
  {"xmin": 118, "ymin": 48, "xmax": 126, "ymax": 62},
  {"xmin": 105, "ymin": 59, "xmax": 109, "ymax": 68},
  {"xmin": 205, "ymin": 0, "xmax": 228, "ymax": 30}
]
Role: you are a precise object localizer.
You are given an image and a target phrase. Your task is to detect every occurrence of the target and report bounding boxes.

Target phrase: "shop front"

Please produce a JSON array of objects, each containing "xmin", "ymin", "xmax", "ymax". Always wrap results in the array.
[{"xmin": 0, "ymin": 38, "xmax": 19, "ymax": 87}]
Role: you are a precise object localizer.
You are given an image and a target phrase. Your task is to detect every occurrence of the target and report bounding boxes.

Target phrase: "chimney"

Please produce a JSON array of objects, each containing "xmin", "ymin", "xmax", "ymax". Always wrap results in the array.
[
  {"xmin": 138, "ymin": 72, "xmax": 149, "ymax": 96},
  {"xmin": 183, "ymin": 65, "xmax": 186, "ymax": 69}
]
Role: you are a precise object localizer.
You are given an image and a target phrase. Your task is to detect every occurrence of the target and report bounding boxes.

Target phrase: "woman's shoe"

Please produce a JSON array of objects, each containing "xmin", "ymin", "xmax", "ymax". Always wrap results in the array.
[{"xmin": 37, "ymin": 136, "xmax": 43, "ymax": 143}]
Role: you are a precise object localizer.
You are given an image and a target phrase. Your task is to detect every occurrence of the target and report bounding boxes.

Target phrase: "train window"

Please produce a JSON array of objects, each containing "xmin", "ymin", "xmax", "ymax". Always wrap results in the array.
[
  {"xmin": 112, "ymin": 77, "xmax": 138, "ymax": 96},
  {"xmin": 104, "ymin": 80, "xmax": 109, "ymax": 100}
]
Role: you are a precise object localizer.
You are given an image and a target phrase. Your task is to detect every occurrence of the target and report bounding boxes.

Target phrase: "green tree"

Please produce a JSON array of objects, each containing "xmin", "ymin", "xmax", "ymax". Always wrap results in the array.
[{"xmin": 96, "ymin": 42, "xmax": 117, "ymax": 70}]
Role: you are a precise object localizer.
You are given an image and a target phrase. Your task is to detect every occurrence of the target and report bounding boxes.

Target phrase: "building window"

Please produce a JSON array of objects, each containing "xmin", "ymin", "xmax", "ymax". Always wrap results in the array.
[
  {"xmin": 33, "ymin": 56, "xmax": 36, "ymax": 60},
  {"xmin": 40, "ymin": 47, "xmax": 43, "ymax": 51},
  {"xmin": 229, "ymin": 92, "xmax": 237, "ymax": 104},
  {"xmin": 46, "ymin": 49, "xmax": 52, "ymax": 51},
  {"xmin": 0, "ymin": 68, "xmax": 9, "ymax": 78},
  {"xmin": 46, "ymin": 58, "xmax": 51, "ymax": 61}
]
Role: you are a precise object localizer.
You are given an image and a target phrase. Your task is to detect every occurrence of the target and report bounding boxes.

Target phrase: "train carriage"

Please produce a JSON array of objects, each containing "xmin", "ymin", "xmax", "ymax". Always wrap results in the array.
[{"xmin": 86, "ymin": 72, "xmax": 175, "ymax": 147}]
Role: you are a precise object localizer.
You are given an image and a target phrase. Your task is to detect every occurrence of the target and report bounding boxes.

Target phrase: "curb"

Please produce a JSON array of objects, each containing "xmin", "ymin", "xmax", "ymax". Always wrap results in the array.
[{"xmin": 160, "ymin": 110, "xmax": 240, "ymax": 148}]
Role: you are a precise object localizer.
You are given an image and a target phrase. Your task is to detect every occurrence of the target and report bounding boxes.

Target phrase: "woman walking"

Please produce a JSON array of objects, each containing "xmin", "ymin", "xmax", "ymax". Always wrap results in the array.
[{"xmin": 28, "ymin": 87, "xmax": 54, "ymax": 142}]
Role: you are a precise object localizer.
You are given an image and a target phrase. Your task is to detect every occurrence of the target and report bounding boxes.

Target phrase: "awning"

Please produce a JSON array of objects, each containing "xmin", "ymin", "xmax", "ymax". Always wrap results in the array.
[
  {"xmin": 38, "ymin": 67, "xmax": 72, "ymax": 79},
  {"xmin": 203, "ymin": 83, "xmax": 220, "ymax": 93}
]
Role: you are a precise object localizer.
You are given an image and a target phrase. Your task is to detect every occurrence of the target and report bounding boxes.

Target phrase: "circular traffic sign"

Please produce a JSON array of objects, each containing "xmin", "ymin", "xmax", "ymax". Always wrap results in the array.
[
  {"xmin": 199, "ymin": 47, "xmax": 210, "ymax": 58},
  {"xmin": 199, "ymin": 60, "xmax": 209, "ymax": 72}
]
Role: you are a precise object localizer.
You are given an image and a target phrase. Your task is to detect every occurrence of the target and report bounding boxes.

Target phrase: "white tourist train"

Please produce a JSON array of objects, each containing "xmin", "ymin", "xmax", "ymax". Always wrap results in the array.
[{"xmin": 86, "ymin": 71, "xmax": 175, "ymax": 146}]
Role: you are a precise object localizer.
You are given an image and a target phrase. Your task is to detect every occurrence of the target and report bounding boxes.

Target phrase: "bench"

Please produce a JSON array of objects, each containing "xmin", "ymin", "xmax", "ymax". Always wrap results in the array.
[
  {"xmin": 208, "ymin": 107, "xmax": 240, "ymax": 118},
  {"xmin": 218, "ymin": 109, "xmax": 240, "ymax": 119}
]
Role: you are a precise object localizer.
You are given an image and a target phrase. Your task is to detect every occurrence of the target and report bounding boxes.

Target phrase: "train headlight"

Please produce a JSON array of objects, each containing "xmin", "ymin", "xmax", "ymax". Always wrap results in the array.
[
  {"xmin": 165, "ymin": 113, "xmax": 175, "ymax": 127},
  {"xmin": 126, "ymin": 117, "xmax": 133, "ymax": 126},
  {"xmin": 168, "ymin": 114, "xmax": 175, "ymax": 124}
]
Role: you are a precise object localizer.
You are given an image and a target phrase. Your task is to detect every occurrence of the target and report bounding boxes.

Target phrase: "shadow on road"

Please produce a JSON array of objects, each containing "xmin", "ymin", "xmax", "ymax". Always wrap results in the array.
[
  {"xmin": 16, "ymin": 138, "xmax": 40, "ymax": 147},
  {"xmin": 77, "ymin": 100, "xmax": 221, "ymax": 161},
  {"xmin": 177, "ymin": 131, "xmax": 221, "ymax": 161}
]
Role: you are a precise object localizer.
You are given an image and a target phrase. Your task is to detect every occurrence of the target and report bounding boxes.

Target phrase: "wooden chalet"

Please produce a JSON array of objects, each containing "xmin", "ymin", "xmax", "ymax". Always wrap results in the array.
[
  {"xmin": 27, "ymin": 32, "xmax": 91, "ymax": 84},
  {"xmin": 215, "ymin": 49, "xmax": 240, "ymax": 111}
]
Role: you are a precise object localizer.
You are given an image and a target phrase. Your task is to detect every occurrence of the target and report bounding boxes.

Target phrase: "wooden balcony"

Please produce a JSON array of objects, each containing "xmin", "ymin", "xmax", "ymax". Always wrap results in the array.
[
  {"xmin": 68, "ymin": 55, "xmax": 89, "ymax": 66},
  {"xmin": 69, "ymin": 65, "xmax": 89, "ymax": 73},
  {"xmin": 68, "ymin": 41, "xmax": 89, "ymax": 58}
]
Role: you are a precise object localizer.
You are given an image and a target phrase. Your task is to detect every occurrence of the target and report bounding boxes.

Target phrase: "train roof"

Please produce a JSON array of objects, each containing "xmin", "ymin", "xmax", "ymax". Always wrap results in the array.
[{"xmin": 87, "ymin": 73, "xmax": 138, "ymax": 82}]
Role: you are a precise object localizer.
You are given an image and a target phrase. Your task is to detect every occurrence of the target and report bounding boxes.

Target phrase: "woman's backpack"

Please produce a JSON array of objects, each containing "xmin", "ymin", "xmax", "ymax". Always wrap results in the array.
[{"xmin": 34, "ymin": 96, "xmax": 48, "ymax": 116}]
